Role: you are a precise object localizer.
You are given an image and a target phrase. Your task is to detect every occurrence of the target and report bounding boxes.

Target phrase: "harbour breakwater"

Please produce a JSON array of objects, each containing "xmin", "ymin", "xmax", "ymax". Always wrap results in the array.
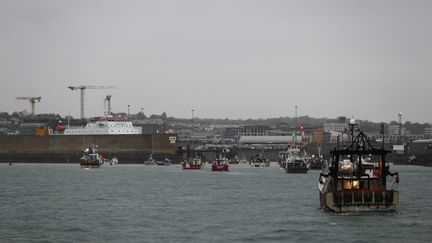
[
  {"xmin": 199, "ymin": 142, "xmax": 432, "ymax": 166},
  {"xmin": 1, "ymin": 135, "xmax": 431, "ymax": 166},
  {"xmin": 0, "ymin": 134, "xmax": 181, "ymax": 163}
]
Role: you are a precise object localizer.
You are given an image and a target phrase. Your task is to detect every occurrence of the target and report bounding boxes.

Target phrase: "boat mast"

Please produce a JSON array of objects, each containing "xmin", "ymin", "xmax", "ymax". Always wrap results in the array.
[
  {"xmin": 349, "ymin": 118, "xmax": 357, "ymax": 163},
  {"xmin": 294, "ymin": 105, "xmax": 297, "ymax": 145},
  {"xmin": 398, "ymin": 112, "xmax": 402, "ymax": 144}
]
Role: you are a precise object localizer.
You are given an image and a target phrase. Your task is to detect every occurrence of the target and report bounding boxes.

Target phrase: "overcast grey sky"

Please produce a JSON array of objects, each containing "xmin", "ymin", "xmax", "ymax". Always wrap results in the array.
[{"xmin": 0, "ymin": 0, "xmax": 431, "ymax": 123}]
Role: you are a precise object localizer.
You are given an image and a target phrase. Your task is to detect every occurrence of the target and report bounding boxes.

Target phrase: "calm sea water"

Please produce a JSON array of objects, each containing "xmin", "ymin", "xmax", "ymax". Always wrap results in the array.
[{"xmin": 1, "ymin": 163, "xmax": 431, "ymax": 242}]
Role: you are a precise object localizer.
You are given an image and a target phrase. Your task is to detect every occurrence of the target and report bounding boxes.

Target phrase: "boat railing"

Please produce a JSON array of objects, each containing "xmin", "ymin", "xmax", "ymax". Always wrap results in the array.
[{"xmin": 331, "ymin": 189, "xmax": 395, "ymax": 206}]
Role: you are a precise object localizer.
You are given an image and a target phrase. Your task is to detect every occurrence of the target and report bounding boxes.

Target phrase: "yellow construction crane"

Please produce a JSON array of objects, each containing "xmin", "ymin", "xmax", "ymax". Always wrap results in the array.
[
  {"xmin": 68, "ymin": 85, "xmax": 116, "ymax": 119},
  {"xmin": 15, "ymin": 96, "xmax": 41, "ymax": 116}
]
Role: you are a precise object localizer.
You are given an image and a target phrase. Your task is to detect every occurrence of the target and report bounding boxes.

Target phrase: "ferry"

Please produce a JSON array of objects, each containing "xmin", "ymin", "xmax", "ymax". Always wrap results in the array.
[
  {"xmin": 318, "ymin": 120, "xmax": 400, "ymax": 213},
  {"xmin": 63, "ymin": 115, "xmax": 141, "ymax": 135}
]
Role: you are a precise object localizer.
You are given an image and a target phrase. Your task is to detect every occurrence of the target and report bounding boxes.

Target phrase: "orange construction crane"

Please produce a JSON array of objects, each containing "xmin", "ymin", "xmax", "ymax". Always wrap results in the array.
[
  {"xmin": 68, "ymin": 85, "xmax": 116, "ymax": 119},
  {"xmin": 15, "ymin": 96, "xmax": 41, "ymax": 116}
]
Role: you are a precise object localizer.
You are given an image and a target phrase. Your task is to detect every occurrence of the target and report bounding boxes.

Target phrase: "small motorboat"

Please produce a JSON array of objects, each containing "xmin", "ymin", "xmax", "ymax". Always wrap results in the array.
[
  {"xmin": 156, "ymin": 158, "xmax": 171, "ymax": 166},
  {"xmin": 144, "ymin": 154, "xmax": 156, "ymax": 165},
  {"xmin": 228, "ymin": 156, "xmax": 240, "ymax": 164}
]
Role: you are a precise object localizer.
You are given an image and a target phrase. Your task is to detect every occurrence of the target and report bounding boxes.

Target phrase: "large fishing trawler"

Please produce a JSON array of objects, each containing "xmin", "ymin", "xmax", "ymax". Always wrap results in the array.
[{"xmin": 318, "ymin": 120, "xmax": 400, "ymax": 212}]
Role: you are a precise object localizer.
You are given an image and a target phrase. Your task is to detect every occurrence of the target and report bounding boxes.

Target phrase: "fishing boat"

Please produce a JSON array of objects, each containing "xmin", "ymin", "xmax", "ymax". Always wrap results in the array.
[
  {"xmin": 318, "ymin": 120, "xmax": 400, "ymax": 213},
  {"xmin": 181, "ymin": 156, "xmax": 205, "ymax": 170},
  {"xmin": 156, "ymin": 158, "xmax": 171, "ymax": 166},
  {"xmin": 80, "ymin": 145, "xmax": 104, "ymax": 168},
  {"xmin": 106, "ymin": 156, "xmax": 119, "ymax": 166},
  {"xmin": 249, "ymin": 153, "xmax": 270, "ymax": 167},
  {"xmin": 279, "ymin": 145, "xmax": 308, "ymax": 173},
  {"xmin": 309, "ymin": 145, "xmax": 325, "ymax": 170},
  {"xmin": 286, "ymin": 158, "xmax": 308, "ymax": 173},
  {"xmin": 212, "ymin": 155, "xmax": 229, "ymax": 172},
  {"xmin": 228, "ymin": 155, "xmax": 240, "ymax": 164},
  {"xmin": 239, "ymin": 154, "xmax": 248, "ymax": 164},
  {"xmin": 308, "ymin": 156, "xmax": 324, "ymax": 170},
  {"xmin": 144, "ymin": 154, "xmax": 156, "ymax": 165}
]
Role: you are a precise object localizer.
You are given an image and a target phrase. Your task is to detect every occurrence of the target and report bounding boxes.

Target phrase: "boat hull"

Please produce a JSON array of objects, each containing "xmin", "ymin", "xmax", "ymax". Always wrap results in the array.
[
  {"xmin": 320, "ymin": 190, "xmax": 399, "ymax": 213},
  {"xmin": 308, "ymin": 164, "xmax": 323, "ymax": 170},
  {"xmin": 212, "ymin": 164, "xmax": 229, "ymax": 172},
  {"xmin": 80, "ymin": 160, "xmax": 102, "ymax": 168},
  {"xmin": 250, "ymin": 162, "xmax": 270, "ymax": 167},
  {"xmin": 182, "ymin": 164, "xmax": 204, "ymax": 170},
  {"xmin": 286, "ymin": 167, "xmax": 308, "ymax": 173}
]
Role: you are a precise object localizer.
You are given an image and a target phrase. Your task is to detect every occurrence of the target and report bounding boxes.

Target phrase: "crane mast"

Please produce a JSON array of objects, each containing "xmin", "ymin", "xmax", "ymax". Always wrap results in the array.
[
  {"xmin": 104, "ymin": 95, "xmax": 112, "ymax": 116},
  {"xmin": 15, "ymin": 96, "xmax": 41, "ymax": 116},
  {"xmin": 68, "ymin": 85, "xmax": 116, "ymax": 119}
]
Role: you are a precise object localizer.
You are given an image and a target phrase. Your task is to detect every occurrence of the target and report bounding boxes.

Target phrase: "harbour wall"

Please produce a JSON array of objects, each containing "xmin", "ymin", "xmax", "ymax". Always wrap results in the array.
[
  {"xmin": 199, "ymin": 142, "xmax": 432, "ymax": 166},
  {"xmin": 1, "ymin": 135, "xmax": 431, "ymax": 165},
  {"xmin": 0, "ymin": 134, "xmax": 182, "ymax": 163}
]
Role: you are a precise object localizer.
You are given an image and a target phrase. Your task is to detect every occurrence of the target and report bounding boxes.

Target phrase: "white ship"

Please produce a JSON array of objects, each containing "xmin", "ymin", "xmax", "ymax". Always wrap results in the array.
[{"xmin": 63, "ymin": 116, "xmax": 142, "ymax": 135}]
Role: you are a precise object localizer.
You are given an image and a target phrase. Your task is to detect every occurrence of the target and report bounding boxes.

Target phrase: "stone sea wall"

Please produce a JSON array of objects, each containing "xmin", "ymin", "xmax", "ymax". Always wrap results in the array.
[{"xmin": 0, "ymin": 134, "xmax": 182, "ymax": 163}]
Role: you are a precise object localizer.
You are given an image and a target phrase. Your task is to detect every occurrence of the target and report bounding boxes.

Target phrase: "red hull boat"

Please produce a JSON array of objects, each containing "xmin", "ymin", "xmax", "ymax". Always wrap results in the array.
[
  {"xmin": 182, "ymin": 163, "xmax": 204, "ymax": 170},
  {"xmin": 212, "ymin": 163, "xmax": 229, "ymax": 171},
  {"xmin": 211, "ymin": 157, "xmax": 229, "ymax": 172},
  {"xmin": 182, "ymin": 157, "xmax": 205, "ymax": 170}
]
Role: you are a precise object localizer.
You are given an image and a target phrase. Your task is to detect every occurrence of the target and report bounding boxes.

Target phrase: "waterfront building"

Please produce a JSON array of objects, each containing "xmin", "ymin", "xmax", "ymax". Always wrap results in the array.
[{"xmin": 238, "ymin": 125, "xmax": 303, "ymax": 144}]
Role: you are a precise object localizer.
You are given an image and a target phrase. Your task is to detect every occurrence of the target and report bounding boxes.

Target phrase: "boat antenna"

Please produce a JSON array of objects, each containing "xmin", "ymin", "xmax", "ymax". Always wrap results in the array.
[
  {"xmin": 380, "ymin": 123, "xmax": 385, "ymax": 149},
  {"xmin": 398, "ymin": 112, "xmax": 402, "ymax": 144},
  {"xmin": 294, "ymin": 105, "xmax": 298, "ymax": 145},
  {"xmin": 349, "ymin": 117, "xmax": 357, "ymax": 149}
]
